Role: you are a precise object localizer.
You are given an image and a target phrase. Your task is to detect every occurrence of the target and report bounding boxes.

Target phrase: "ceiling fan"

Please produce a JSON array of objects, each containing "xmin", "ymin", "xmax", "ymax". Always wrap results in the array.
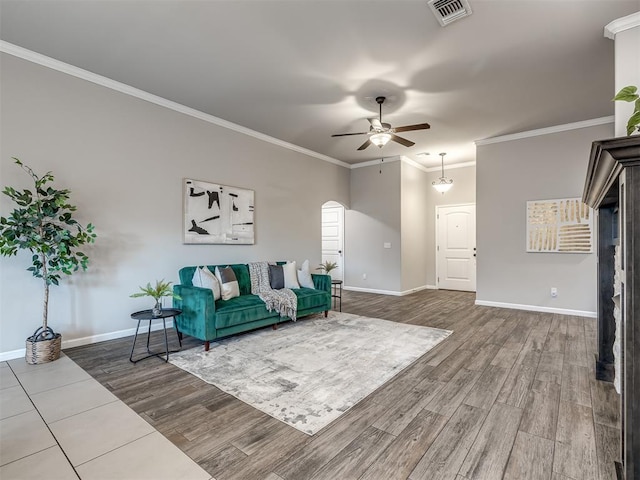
[{"xmin": 331, "ymin": 96, "xmax": 431, "ymax": 150}]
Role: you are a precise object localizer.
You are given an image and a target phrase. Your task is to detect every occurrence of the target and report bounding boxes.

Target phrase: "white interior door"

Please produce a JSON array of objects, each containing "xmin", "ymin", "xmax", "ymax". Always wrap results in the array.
[
  {"xmin": 437, "ymin": 204, "xmax": 476, "ymax": 291},
  {"xmin": 321, "ymin": 204, "xmax": 344, "ymax": 281}
]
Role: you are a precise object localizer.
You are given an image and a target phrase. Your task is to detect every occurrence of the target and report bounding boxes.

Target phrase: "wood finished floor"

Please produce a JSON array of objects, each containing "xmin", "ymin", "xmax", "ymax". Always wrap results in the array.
[{"xmin": 66, "ymin": 289, "xmax": 620, "ymax": 480}]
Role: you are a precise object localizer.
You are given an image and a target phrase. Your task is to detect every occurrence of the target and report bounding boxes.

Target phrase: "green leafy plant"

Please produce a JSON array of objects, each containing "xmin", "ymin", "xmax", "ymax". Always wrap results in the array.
[
  {"xmin": 613, "ymin": 85, "xmax": 640, "ymax": 135},
  {"xmin": 130, "ymin": 279, "xmax": 181, "ymax": 302},
  {"xmin": 0, "ymin": 158, "xmax": 96, "ymax": 338},
  {"xmin": 316, "ymin": 260, "xmax": 338, "ymax": 274}
]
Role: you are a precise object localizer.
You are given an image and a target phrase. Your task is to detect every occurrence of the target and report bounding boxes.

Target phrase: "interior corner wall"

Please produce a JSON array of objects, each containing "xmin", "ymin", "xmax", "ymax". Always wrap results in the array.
[
  {"xmin": 0, "ymin": 53, "xmax": 350, "ymax": 356},
  {"xmin": 424, "ymin": 165, "xmax": 476, "ymax": 287},
  {"xmin": 613, "ymin": 24, "xmax": 640, "ymax": 137},
  {"xmin": 345, "ymin": 162, "xmax": 401, "ymax": 293},
  {"xmin": 476, "ymin": 123, "xmax": 613, "ymax": 315},
  {"xmin": 400, "ymin": 161, "xmax": 429, "ymax": 292}
]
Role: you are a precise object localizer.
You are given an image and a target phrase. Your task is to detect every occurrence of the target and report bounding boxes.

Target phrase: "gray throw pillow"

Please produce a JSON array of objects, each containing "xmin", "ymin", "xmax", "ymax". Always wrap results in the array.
[{"xmin": 269, "ymin": 264, "xmax": 285, "ymax": 289}]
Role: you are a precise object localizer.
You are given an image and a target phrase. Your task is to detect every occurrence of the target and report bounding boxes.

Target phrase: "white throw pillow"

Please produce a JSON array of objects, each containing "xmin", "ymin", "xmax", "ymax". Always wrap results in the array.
[
  {"xmin": 192, "ymin": 266, "xmax": 221, "ymax": 301},
  {"xmin": 215, "ymin": 266, "xmax": 240, "ymax": 300},
  {"xmin": 297, "ymin": 259, "xmax": 315, "ymax": 289},
  {"xmin": 283, "ymin": 261, "xmax": 300, "ymax": 289}
]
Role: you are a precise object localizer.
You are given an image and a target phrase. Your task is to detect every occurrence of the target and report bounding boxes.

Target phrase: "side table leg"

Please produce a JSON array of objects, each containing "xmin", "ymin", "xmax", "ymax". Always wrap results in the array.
[
  {"xmin": 163, "ymin": 317, "xmax": 170, "ymax": 363},
  {"xmin": 129, "ymin": 320, "xmax": 142, "ymax": 363},
  {"xmin": 146, "ymin": 319, "xmax": 152, "ymax": 354}
]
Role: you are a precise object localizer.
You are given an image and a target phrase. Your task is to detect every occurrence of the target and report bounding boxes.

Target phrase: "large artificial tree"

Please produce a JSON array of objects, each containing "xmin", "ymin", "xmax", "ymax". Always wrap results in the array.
[{"xmin": 0, "ymin": 158, "xmax": 96, "ymax": 362}]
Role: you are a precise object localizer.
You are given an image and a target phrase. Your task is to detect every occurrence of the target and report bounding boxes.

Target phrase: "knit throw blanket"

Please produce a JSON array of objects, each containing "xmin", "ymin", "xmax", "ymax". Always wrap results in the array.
[{"xmin": 248, "ymin": 262, "xmax": 298, "ymax": 321}]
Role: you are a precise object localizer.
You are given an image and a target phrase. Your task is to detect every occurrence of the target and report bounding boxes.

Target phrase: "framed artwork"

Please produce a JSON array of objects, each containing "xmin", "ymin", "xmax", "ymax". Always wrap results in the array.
[
  {"xmin": 526, "ymin": 197, "xmax": 593, "ymax": 253},
  {"xmin": 183, "ymin": 178, "xmax": 254, "ymax": 244}
]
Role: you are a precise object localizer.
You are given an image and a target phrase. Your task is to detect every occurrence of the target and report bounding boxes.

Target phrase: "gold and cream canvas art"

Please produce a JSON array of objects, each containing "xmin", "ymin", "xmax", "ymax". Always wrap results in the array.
[{"xmin": 526, "ymin": 198, "xmax": 593, "ymax": 253}]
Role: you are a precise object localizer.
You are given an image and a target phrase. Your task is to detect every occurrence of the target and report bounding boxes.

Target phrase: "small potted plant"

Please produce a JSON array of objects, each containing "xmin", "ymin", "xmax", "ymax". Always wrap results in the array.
[
  {"xmin": 613, "ymin": 85, "xmax": 640, "ymax": 135},
  {"xmin": 130, "ymin": 279, "xmax": 181, "ymax": 316},
  {"xmin": 317, "ymin": 260, "xmax": 338, "ymax": 279},
  {"xmin": 0, "ymin": 159, "xmax": 96, "ymax": 364}
]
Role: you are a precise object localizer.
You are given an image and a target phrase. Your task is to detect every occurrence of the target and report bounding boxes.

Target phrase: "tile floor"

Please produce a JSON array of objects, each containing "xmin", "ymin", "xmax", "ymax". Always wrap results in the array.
[{"xmin": 0, "ymin": 354, "xmax": 213, "ymax": 480}]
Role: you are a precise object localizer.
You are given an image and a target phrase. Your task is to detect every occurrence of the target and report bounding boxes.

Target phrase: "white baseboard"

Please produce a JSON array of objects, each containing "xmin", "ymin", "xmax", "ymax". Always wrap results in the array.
[
  {"xmin": 0, "ymin": 348, "xmax": 26, "ymax": 362},
  {"xmin": 403, "ymin": 285, "xmax": 437, "ymax": 295},
  {"xmin": 474, "ymin": 300, "xmax": 596, "ymax": 318},
  {"xmin": 344, "ymin": 284, "xmax": 436, "ymax": 297},
  {"xmin": 0, "ymin": 320, "xmax": 174, "ymax": 362}
]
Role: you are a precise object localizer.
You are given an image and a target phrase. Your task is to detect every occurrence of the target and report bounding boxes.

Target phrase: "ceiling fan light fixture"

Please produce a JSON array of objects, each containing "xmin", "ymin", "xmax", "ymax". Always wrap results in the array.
[
  {"xmin": 332, "ymin": 96, "xmax": 429, "ymax": 150},
  {"xmin": 432, "ymin": 152, "xmax": 453, "ymax": 194},
  {"xmin": 370, "ymin": 132, "xmax": 392, "ymax": 148}
]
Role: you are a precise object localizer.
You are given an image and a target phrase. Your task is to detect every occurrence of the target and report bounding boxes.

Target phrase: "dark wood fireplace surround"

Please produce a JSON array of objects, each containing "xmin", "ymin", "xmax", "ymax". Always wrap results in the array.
[{"xmin": 583, "ymin": 135, "xmax": 640, "ymax": 480}]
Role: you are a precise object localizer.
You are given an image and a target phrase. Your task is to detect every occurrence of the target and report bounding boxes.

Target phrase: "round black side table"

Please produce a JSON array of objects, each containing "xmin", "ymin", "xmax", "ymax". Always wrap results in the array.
[{"xmin": 129, "ymin": 308, "xmax": 182, "ymax": 363}]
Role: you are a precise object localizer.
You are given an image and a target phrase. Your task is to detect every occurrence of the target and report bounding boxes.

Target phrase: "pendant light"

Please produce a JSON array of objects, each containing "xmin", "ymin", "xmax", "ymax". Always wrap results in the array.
[{"xmin": 432, "ymin": 152, "xmax": 453, "ymax": 193}]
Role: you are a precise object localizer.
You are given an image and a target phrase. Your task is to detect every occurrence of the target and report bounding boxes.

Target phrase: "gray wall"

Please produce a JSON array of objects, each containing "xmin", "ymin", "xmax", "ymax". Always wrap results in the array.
[
  {"xmin": 401, "ymin": 161, "xmax": 429, "ymax": 291},
  {"xmin": 613, "ymin": 25, "xmax": 640, "ymax": 136},
  {"xmin": 424, "ymin": 165, "xmax": 476, "ymax": 287},
  {"xmin": 346, "ymin": 161, "xmax": 475, "ymax": 294},
  {"xmin": 0, "ymin": 53, "xmax": 350, "ymax": 355},
  {"xmin": 345, "ymin": 161, "xmax": 401, "ymax": 292},
  {"xmin": 476, "ymin": 123, "xmax": 613, "ymax": 314}
]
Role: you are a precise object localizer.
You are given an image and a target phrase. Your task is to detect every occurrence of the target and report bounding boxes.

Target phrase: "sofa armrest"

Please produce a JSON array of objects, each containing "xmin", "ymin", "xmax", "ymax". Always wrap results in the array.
[
  {"xmin": 311, "ymin": 274, "xmax": 331, "ymax": 294},
  {"xmin": 172, "ymin": 284, "xmax": 217, "ymax": 341}
]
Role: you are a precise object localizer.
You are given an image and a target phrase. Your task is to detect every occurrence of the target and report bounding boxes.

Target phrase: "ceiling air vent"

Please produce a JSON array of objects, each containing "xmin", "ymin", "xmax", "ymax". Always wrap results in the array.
[{"xmin": 428, "ymin": 0, "xmax": 472, "ymax": 27}]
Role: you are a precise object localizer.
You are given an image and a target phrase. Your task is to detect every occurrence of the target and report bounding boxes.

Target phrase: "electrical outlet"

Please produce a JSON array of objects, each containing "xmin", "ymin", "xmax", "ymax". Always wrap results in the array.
[
  {"xmin": 551, "ymin": 287, "xmax": 558, "ymax": 298},
  {"xmin": 362, "ymin": 273, "xmax": 367, "ymax": 280}
]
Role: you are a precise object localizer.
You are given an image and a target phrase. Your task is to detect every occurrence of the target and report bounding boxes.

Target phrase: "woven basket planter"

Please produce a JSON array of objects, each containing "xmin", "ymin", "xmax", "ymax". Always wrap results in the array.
[{"xmin": 25, "ymin": 327, "xmax": 62, "ymax": 365}]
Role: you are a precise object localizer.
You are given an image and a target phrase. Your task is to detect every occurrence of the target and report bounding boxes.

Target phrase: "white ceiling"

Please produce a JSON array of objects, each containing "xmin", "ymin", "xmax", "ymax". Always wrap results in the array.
[{"xmin": 1, "ymin": 0, "xmax": 638, "ymax": 168}]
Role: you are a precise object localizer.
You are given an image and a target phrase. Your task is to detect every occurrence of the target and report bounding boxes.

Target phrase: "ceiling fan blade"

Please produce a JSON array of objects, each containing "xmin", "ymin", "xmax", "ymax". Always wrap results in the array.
[
  {"xmin": 393, "ymin": 122, "xmax": 431, "ymax": 133},
  {"xmin": 368, "ymin": 118, "xmax": 383, "ymax": 130},
  {"xmin": 331, "ymin": 132, "xmax": 369, "ymax": 137},
  {"xmin": 357, "ymin": 139, "xmax": 372, "ymax": 150},
  {"xmin": 390, "ymin": 134, "xmax": 415, "ymax": 147}
]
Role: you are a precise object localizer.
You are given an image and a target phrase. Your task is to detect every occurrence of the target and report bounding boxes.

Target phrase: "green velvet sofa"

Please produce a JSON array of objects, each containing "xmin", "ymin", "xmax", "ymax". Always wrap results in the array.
[{"xmin": 173, "ymin": 263, "xmax": 332, "ymax": 350}]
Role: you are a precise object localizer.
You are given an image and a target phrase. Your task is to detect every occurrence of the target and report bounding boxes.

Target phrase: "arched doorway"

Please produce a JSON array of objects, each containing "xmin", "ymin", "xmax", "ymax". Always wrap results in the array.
[{"xmin": 321, "ymin": 201, "xmax": 344, "ymax": 282}]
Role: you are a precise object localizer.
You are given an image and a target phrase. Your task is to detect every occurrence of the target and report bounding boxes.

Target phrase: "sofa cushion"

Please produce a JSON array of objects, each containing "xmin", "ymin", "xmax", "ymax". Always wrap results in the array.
[
  {"xmin": 215, "ymin": 294, "xmax": 278, "ymax": 328},
  {"xmin": 293, "ymin": 287, "xmax": 328, "ymax": 310}
]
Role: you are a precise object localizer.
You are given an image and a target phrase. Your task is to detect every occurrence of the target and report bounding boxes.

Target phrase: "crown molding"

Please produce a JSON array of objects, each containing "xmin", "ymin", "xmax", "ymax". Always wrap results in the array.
[
  {"xmin": 0, "ymin": 41, "xmax": 351, "ymax": 169},
  {"xmin": 475, "ymin": 116, "xmax": 614, "ymax": 146},
  {"xmin": 421, "ymin": 160, "xmax": 476, "ymax": 172},
  {"xmin": 350, "ymin": 156, "xmax": 401, "ymax": 169},
  {"xmin": 401, "ymin": 156, "xmax": 430, "ymax": 173},
  {"xmin": 349, "ymin": 155, "xmax": 475, "ymax": 173},
  {"xmin": 402, "ymin": 156, "xmax": 476, "ymax": 173},
  {"xmin": 604, "ymin": 12, "xmax": 640, "ymax": 39}
]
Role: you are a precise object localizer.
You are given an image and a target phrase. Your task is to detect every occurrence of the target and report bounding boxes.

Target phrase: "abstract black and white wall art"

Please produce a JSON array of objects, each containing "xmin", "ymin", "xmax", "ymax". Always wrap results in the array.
[
  {"xmin": 526, "ymin": 197, "xmax": 593, "ymax": 253},
  {"xmin": 184, "ymin": 179, "xmax": 254, "ymax": 244}
]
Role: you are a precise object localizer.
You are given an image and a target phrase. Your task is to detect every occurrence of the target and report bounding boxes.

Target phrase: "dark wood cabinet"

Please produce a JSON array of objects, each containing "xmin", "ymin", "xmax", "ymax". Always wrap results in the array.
[{"xmin": 583, "ymin": 135, "xmax": 640, "ymax": 480}]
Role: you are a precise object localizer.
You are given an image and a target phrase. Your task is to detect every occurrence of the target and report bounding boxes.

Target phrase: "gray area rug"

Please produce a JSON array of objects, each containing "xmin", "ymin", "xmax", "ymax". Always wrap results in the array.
[{"xmin": 169, "ymin": 311, "xmax": 452, "ymax": 435}]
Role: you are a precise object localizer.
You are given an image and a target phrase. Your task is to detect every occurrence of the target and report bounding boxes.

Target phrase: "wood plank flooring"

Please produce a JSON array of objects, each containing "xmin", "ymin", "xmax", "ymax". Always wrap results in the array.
[{"xmin": 66, "ymin": 289, "xmax": 620, "ymax": 480}]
